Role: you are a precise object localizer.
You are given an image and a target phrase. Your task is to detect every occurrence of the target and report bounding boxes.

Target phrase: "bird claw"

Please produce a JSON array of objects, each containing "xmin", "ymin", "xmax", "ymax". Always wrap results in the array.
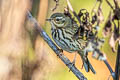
[
  {"xmin": 59, "ymin": 49, "xmax": 63, "ymax": 53},
  {"xmin": 57, "ymin": 49, "xmax": 63, "ymax": 57},
  {"xmin": 57, "ymin": 52, "xmax": 63, "ymax": 57},
  {"xmin": 69, "ymin": 61, "xmax": 75, "ymax": 72},
  {"xmin": 66, "ymin": 61, "xmax": 75, "ymax": 72}
]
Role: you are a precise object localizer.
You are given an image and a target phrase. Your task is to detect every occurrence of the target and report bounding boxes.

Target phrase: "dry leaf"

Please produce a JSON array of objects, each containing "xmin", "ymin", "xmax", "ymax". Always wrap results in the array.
[
  {"xmin": 98, "ymin": 7, "xmax": 104, "ymax": 23},
  {"xmin": 109, "ymin": 22, "xmax": 120, "ymax": 52},
  {"xmin": 102, "ymin": 12, "xmax": 113, "ymax": 37},
  {"xmin": 91, "ymin": 14, "xmax": 97, "ymax": 24},
  {"xmin": 103, "ymin": 20, "xmax": 112, "ymax": 37}
]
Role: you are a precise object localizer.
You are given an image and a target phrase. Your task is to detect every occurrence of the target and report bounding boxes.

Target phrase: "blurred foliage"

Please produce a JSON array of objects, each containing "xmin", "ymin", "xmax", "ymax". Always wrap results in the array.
[{"xmin": 31, "ymin": 0, "xmax": 40, "ymax": 18}]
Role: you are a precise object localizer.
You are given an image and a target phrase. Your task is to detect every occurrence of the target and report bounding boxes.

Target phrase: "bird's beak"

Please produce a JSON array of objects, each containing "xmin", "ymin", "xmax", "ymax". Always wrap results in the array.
[{"xmin": 46, "ymin": 18, "xmax": 52, "ymax": 21}]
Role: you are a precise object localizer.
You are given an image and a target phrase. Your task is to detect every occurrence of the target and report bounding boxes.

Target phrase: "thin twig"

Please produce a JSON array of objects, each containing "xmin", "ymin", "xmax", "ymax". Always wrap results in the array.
[
  {"xmin": 113, "ymin": 0, "xmax": 119, "ymax": 9},
  {"xmin": 27, "ymin": 11, "xmax": 87, "ymax": 80},
  {"xmin": 106, "ymin": 0, "xmax": 114, "ymax": 10},
  {"xmin": 52, "ymin": 0, "xmax": 59, "ymax": 11},
  {"xmin": 114, "ymin": 22, "xmax": 120, "ymax": 80},
  {"xmin": 112, "ymin": 0, "xmax": 120, "ymax": 79},
  {"xmin": 91, "ymin": 0, "xmax": 97, "ymax": 12},
  {"xmin": 66, "ymin": 0, "xmax": 82, "ymax": 25},
  {"xmin": 104, "ymin": 60, "xmax": 115, "ymax": 79}
]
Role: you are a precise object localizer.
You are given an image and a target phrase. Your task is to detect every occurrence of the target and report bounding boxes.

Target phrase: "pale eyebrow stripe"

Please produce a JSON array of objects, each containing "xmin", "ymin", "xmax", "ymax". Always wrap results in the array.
[{"xmin": 56, "ymin": 17, "xmax": 63, "ymax": 19}]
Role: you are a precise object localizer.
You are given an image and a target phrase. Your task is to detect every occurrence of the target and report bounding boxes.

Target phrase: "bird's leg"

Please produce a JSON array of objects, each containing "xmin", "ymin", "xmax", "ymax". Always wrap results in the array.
[
  {"xmin": 81, "ymin": 52, "xmax": 88, "ymax": 69},
  {"xmin": 71, "ymin": 52, "xmax": 77, "ymax": 65},
  {"xmin": 68, "ymin": 52, "xmax": 77, "ymax": 72}
]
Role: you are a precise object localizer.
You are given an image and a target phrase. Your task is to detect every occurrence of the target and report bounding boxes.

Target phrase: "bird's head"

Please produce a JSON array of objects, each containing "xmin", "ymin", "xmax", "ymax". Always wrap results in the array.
[{"xmin": 47, "ymin": 13, "xmax": 71, "ymax": 28}]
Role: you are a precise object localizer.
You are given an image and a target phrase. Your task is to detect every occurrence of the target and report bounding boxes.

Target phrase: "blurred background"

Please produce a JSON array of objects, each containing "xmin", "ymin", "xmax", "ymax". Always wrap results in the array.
[{"xmin": 0, "ymin": 0, "xmax": 119, "ymax": 80}]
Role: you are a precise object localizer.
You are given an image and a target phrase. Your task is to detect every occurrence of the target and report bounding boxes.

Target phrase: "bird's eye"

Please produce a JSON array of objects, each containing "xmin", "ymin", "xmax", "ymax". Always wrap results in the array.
[
  {"xmin": 54, "ymin": 17, "xmax": 65, "ymax": 25},
  {"xmin": 56, "ymin": 18, "xmax": 60, "ymax": 21}
]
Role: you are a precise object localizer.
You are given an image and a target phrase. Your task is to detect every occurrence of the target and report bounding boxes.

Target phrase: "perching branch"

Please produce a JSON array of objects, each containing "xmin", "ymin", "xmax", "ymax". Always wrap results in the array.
[{"xmin": 27, "ymin": 11, "xmax": 87, "ymax": 80}]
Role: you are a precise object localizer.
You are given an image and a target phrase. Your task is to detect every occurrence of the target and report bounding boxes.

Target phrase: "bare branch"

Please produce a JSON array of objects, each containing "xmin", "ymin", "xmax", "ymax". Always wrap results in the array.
[
  {"xmin": 52, "ymin": 0, "xmax": 59, "ymax": 11},
  {"xmin": 27, "ymin": 11, "xmax": 87, "ymax": 80},
  {"xmin": 113, "ymin": 0, "xmax": 119, "ymax": 9},
  {"xmin": 66, "ymin": 0, "xmax": 82, "ymax": 25},
  {"xmin": 114, "ymin": 25, "xmax": 120, "ymax": 80},
  {"xmin": 106, "ymin": 0, "xmax": 114, "ymax": 10},
  {"xmin": 103, "ymin": 60, "xmax": 115, "ymax": 79}
]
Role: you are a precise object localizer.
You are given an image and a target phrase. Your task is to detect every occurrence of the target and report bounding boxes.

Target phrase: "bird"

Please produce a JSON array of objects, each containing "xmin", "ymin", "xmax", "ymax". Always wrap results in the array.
[{"xmin": 47, "ymin": 13, "xmax": 96, "ymax": 74}]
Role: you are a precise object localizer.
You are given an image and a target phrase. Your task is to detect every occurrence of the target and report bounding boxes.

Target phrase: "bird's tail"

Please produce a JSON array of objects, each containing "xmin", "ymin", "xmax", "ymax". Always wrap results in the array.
[{"xmin": 78, "ymin": 51, "xmax": 96, "ymax": 74}]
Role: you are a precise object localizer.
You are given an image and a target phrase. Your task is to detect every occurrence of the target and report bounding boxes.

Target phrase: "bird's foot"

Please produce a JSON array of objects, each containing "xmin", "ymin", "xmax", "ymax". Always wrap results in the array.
[
  {"xmin": 66, "ymin": 60, "xmax": 75, "ymax": 72},
  {"xmin": 57, "ymin": 49, "xmax": 63, "ymax": 57},
  {"xmin": 67, "ymin": 52, "xmax": 77, "ymax": 72},
  {"xmin": 69, "ymin": 60, "xmax": 76, "ymax": 72}
]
